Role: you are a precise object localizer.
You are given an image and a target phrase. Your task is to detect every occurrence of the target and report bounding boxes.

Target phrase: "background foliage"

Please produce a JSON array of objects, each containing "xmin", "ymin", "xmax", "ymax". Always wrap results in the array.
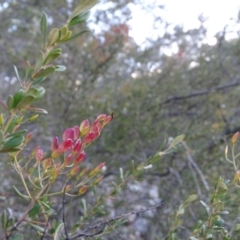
[{"xmin": 1, "ymin": 0, "xmax": 240, "ymax": 239}]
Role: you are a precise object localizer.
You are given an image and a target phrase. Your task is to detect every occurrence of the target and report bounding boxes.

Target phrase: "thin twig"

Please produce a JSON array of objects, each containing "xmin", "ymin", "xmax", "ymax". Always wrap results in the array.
[
  {"xmin": 62, "ymin": 186, "xmax": 69, "ymax": 240},
  {"xmin": 105, "ymin": 222, "xmax": 126, "ymax": 240},
  {"xmin": 40, "ymin": 218, "xmax": 50, "ymax": 240},
  {"xmin": 70, "ymin": 202, "xmax": 165, "ymax": 240}
]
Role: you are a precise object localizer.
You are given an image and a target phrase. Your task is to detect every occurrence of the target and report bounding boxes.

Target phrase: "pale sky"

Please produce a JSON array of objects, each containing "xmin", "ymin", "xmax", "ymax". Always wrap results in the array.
[{"xmin": 129, "ymin": 0, "xmax": 240, "ymax": 45}]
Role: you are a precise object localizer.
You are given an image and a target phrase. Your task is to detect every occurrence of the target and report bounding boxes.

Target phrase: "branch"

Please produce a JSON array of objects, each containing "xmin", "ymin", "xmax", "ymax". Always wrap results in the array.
[
  {"xmin": 160, "ymin": 79, "xmax": 240, "ymax": 106},
  {"xmin": 70, "ymin": 202, "xmax": 165, "ymax": 239}
]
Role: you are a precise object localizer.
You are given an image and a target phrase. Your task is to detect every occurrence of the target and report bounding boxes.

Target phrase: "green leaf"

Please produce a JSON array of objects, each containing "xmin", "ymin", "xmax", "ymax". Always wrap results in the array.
[
  {"xmin": 12, "ymin": 89, "xmax": 26, "ymax": 108},
  {"xmin": 29, "ymin": 223, "xmax": 45, "ymax": 232},
  {"xmin": 33, "ymin": 51, "xmax": 44, "ymax": 74},
  {"xmin": 67, "ymin": 0, "xmax": 98, "ymax": 23},
  {"xmin": 7, "ymin": 95, "xmax": 13, "ymax": 110},
  {"xmin": 26, "ymin": 86, "xmax": 45, "ymax": 99},
  {"xmin": 28, "ymin": 204, "xmax": 41, "ymax": 218},
  {"xmin": 66, "ymin": 29, "xmax": 90, "ymax": 42},
  {"xmin": 13, "ymin": 65, "xmax": 21, "ymax": 84},
  {"xmin": 28, "ymin": 108, "xmax": 48, "ymax": 114},
  {"xmin": 6, "ymin": 115, "xmax": 18, "ymax": 133},
  {"xmin": 1, "ymin": 209, "xmax": 7, "ymax": 231},
  {"xmin": 53, "ymin": 223, "xmax": 64, "ymax": 240},
  {"xmin": 32, "ymin": 77, "xmax": 45, "ymax": 85},
  {"xmin": 2, "ymin": 135, "xmax": 24, "ymax": 149},
  {"xmin": 40, "ymin": 11, "xmax": 48, "ymax": 46},
  {"xmin": 7, "ymin": 129, "xmax": 27, "ymax": 138},
  {"xmin": 16, "ymin": 95, "xmax": 36, "ymax": 109},
  {"xmin": 168, "ymin": 134, "xmax": 185, "ymax": 149},
  {"xmin": 35, "ymin": 66, "xmax": 55, "ymax": 79},
  {"xmin": 234, "ymin": 223, "xmax": 240, "ymax": 232},
  {"xmin": 43, "ymin": 48, "xmax": 62, "ymax": 65},
  {"xmin": 13, "ymin": 186, "xmax": 30, "ymax": 200},
  {"xmin": 184, "ymin": 194, "xmax": 198, "ymax": 205},
  {"xmin": 68, "ymin": 11, "xmax": 91, "ymax": 27},
  {"xmin": 48, "ymin": 28, "xmax": 60, "ymax": 46},
  {"xmin": 200, "ymin": 201, "xmax": 210, "ymax": 217}
]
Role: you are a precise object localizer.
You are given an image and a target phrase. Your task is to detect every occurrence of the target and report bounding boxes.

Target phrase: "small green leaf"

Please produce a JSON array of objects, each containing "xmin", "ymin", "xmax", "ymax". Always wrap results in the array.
[
  {"xmin": 2, "ymin": 135, "xmax": 25, "ymax": 149},
  {"xmin": 7, "ymin": 95, "xmax": 13, "ymax": 110},
  {"xmin": 67, "ymin": 0, "xmax": 97, "ymax": 23},
  {"xmin": 16, "ymin": 95, "xmax": 36, "ymax": 109},
  {"xmin": 43, "ymin": 48, "xmax": 62, "ymax": 65},
  {"xmin": 13, "ymin": 186, "xmax": 30, "ymax": 200},
  {"xmin": 66, "ymin": 29, "xmax": 90, "ymax": 42},
  {"xmin": 33, "ymin": 51, "xmax": 44, "ymax": 75},
  {"xmin": 26, "ymin": 86, "xmax": 45, "ymax": 99},
  {"xmin": 13, "ymin": 65, "xmax": 21, "ymax": 84},
  {"xmin": 29, "ymin": 223, "xmax": 45, "ymax": 232},
  {"xmin": 28, "ymin": 108, "xmax": 48, "ymax": 114},
  {"xmin": 12, "ymin": 89, "xmax": 26, "ymax": 108},
  {"xmin": 7, "ymin": 129, "xmax": 27, "ymax": 138},
  {"xmin": 200, "ymin": 201, "xmax": 210, "ymax": 217},
  {"xmin": 234, "ymin": 223, "xmax": 240, "ymax": 232},
  {"xmin": 48, "ymin": 28, "xmax": 60, "ymax": 46},
  {"xmin": 53, "ymin": 223, "xmax": 64, "ymax": 240},
  {"xmin": 1, "ymin": 209, "xmax": 7, "ymax": 231},
  {"xmin": 35, "ymin": 66, "xmax": 55, "ymax": 79},
  {"xmin": 68, "ymin": 11, "xmax": 91, "ymax": 27},
  {"xmin": 168, "ymin": 134, "xmax": 185, "ymax": 149},
  {"xmin": 40, "ymin": 11, "xmax": 48, "ymax": 46},
  {"xmin": 184, "ymin": 194, "xmax": 198, "ymax": 204},
  {"xmin": 28, "ymin": 204, "xmax": 41, "ymax": 218}
]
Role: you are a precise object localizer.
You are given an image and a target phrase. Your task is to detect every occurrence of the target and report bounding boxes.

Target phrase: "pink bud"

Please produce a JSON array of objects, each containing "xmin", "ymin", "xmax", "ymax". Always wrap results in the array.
[
  {"xmin": 42, "ymin": 158, "xmax": 52, "ymax": 170},
  {"xmin": 80, "ymin": 119, "xmax": 90, "ymax": 137},
  {"xmin": 36, "ymin": 147, "xmax": 44, "ymax": 162},
  {"xmin": 69, "ymin": 166, "xmax": 80, "ymax": 178},
  {"xmin": 25, "ymin": 132, "xmax": 33, "ymax": 145},
  {"xmin": 62, "ymin": 128, "xmax": 75, "ymax": 141},
  {"xmin": 74, "ymin": 151, "xmax": 86, "ymax": 165},
  {"xmin": 59, "ymin": 139, "xmax": 74, "ymax": 152},
  {"xmin": 72, "ymin": 139, "xmax": 82, "ymax": 155},
  {"xmin": 102, "ymin": 115, "xmax": 113, "ymax": 127},
  {"xmin": 91, "ymin": 120, "xmax": 101, "ymax": 135},
  {"xmin": 64, "ymin": 153, "xmax": 73, "ymax": 166},
  {"xmin": 51, "ymin": 137, "xmax": 59, "ymax": 152},
  {"xmin": 73, "ymin": 126, "xmax": 80, "ymax": 140},
  {"xmin": 97, "ymin": 114, "xmax": 107, "ymax": 121},
  {"xmin": 83, "ymin": 131, "xmax": 97, "ymax": 146}
]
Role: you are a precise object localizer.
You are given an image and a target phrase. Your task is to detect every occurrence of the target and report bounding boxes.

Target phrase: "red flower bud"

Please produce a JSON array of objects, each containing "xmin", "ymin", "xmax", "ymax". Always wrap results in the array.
[
  {"xmin": 83, "ymin": 131, "xmax": 97, "ymax": 146},
  {"xmin": 69, "ymin": 166, "xmax": 80, "ymax": 178},
  {"xmin": 72, "ymin": 139, "xmax": 82, "ymax": 155},
  {"xmin": 73, "ymin": 126, "xmax": 80, "ymax": 140},
  {"xmin": 80, "ymin": 119, "xmax": 90, "ymax": 137},
  {"xmin": 25, "ymin": 132, "xmax": 33, "ymax": 145},
  {"xmin": 63, "ymin": 153, "xmax": 73, "ymax": 167},
  {"xmin": 36, "ymin": 147, "xmax": 44, "ymax": 162},
  {"xmin": 59, "ymin": 139, "xmax": 73, "ymax": 152},
  {"xmin": 89, "ymin": 162, "xmax": 105, "ymax": 177},
  {"xmin": 78, "ymin": 186, "xmax": 88, "ymax": 195},
  {"xmin": 51, "ymin": 137, "xmax": 59, "ymax": 152},
  {"xmin": 74, "ymin": 150, "xmax": 86, "ymax": 165},
  {"xmin": 62, "ymin": 128, "xmax": 75, "ymax": 141}
]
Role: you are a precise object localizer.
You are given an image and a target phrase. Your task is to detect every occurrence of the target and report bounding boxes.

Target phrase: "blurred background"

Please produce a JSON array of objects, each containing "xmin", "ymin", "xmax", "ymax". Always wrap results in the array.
[{"xmin": 1, "ymin": 0, "xmax": 240, "ymax": 239}]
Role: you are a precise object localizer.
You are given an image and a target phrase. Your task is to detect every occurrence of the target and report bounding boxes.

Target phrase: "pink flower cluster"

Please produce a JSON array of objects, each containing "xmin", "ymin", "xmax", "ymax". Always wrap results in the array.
[{"xmin": 34, "ymin": 114, "xmax": 112, "ymax": 182}]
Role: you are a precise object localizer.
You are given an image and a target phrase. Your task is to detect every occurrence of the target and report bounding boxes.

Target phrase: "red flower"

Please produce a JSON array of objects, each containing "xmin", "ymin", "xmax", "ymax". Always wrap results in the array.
[
  {"xmin": 59, "ymin": 139, "xmax": 74, "ymax": 152},
  {"xmin": 72, "ymin": 139, "xmax": 82, "ymax": 155},
  {"xmin": 73, "ymin": 126, "xmax": 80, "ymax": 140},
  {"xmin": 83, "ymin": 131, "xmax": 97, "ymax": 146},
  {"xmin": 62, "ymin": 128, "xmax": 75, "ymax": 141},
  {"xmin": 51, "ymin": 137, "xmax": 59, "ymax": 152},
  {"xmin": 36, "ymin": 147, "xmax": 44, "ymax": 162},
  {"xmin": 80, "ymin": 119, "xmax": 90, "ymax": 137},
  {"xmin": 74, "ymin": 150, "xmax": 86, "ymax": 165}
]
